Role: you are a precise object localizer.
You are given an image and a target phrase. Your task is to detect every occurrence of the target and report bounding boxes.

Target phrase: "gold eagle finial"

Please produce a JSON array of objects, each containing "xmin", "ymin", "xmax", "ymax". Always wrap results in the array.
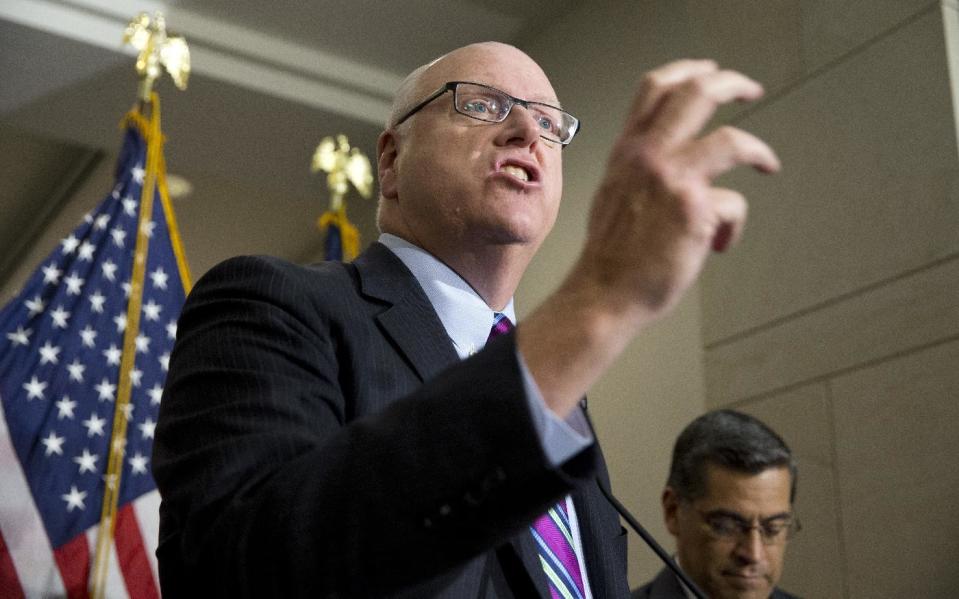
[
  {"xmin": 123, "ymin": 12, "xmax": 190, "ymax": 101},
  {"xmin": 311, "ymin": 134, "xmax": 373, "ymax": 211}
]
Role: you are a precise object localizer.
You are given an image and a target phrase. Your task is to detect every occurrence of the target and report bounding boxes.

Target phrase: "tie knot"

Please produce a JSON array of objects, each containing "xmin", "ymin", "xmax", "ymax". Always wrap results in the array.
[{"xmin": 488, "ymin": 313, "xmax": 513, "ymax": 341}]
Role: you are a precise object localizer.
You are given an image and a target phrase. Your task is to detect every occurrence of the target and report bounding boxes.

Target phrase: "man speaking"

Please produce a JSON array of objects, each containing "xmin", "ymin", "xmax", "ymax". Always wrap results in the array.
[{"xmin": 153, "ymin": 42, "xmax": 779, "ymax": 597}]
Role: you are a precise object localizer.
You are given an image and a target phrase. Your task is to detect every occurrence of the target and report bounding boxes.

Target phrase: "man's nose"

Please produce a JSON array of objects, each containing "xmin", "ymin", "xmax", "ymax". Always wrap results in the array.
[
  {"xmin": 733, "ymin": 528, "xmax": 765, "ymax": 564},
  {"xmin": 495, "ymin": 105, "xmax": 541, "ymax": 147}
]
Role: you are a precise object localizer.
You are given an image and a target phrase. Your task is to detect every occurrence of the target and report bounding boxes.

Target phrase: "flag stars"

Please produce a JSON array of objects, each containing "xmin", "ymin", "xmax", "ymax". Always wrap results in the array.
[
  {"xmin": 114, "ymin": 313, "xmax": 127, "ymax": 333},
  {"xmin": 141, "ymin": 220, "xmax": 156, "ymax": 238},
  {"xmin": 130, "ymin": 367, "xmax": 143, "ymax": 387},
  {"xmin": 103, "ymin": 344, "xmax": 122, "ymax": 366},
  {"xmin": 132, "ymin": 165, "xmax": 145, "ymax": 183},
  {"xmin": 25, "ymin": 296, "xmax": 45, "ymax": 317},
  {"xmin": 121, "ymin": 282, "xmax": 132, "ymax": 299},
  {"xmin": 6, "ymin": 326, "xmax": 32, "ymax": 347},
  {"xmin": 62, "ymin": 485, "xmax": 88, "ymax": 512},
  {"xmin": 95, "ymin": 378, "xmax": 116, "ymax": 402},
  {"xmin": 165, "ymin": 320, "xmax": 177, "ymax": 340},
  {"xmin": 56, "ymin": 396, "xmax": 77, "ymax": 419},
  {"xmin": 77, "ymin": 241, "xmax": 96, "ymax": 262},
  {"xmin": 122, "ymin": 196, "xmax": 138, "ymax": 217},
  {"xmin": 148, "ymin": 383, "xmax": 164, "ymax": 406},
  {"xmin": 73, "ymin": 448, "xmax": 99, "ymax": 474},
  {"xmin": 95, "ymin": 214, "xmax": 111, "ymax": 230},
  {"xmin": 102, "ymin": 259, "xmax": 118, "ymax": 282},
  {"xmin": 67, "ymin": 359, "xmax": 85, "ymax": 382},
  {"xmin": 121, "ymin": 402, "xmax": 135, "ymax": 421},
  {"xmin": 64, "ymin": 272, "xmax": 85, "ymax": 296},
  {"xmin": 80, "ymin": 325, "xmax": 97, "ymax": 348},
  {"xmin": 150, "ymin": 267, "xmax": 169, "ymax": 291},
  {"xmin": 143, "ymin": 299, "xmax": 162, "ymax": 321},
  {"xmin": 110, "ymin": 227, "xmax": 126, "ymax": 248},
  {"xmin": 38, "ymin": 341, "xmax": 61, "ymax": 365},
  {"xmin": 89, "ymin": 290, "xmax": 106, "ymax": 313},
  {"xmin": 50, "ymin": 306, "xmax": 70, "ymax": 329},
  {"xmin": 128, "ymin": 452, "xmax": 149, "ymax": 475},
  {"xmin": 135, "ymin": 333, "xmax": 151, "ymax": 354},
  {"xmin": 159, "ymin": 352, "xmax": 170, "ymax": 372},
  {"xmin": 23, "ymin": 376, "xmax": 48, "ymax": 400},
  {"xmin": 82, "ymin": 412, "xmax": 106, "ymax": 437},
  {"xmin": 41, "ymin": 431, "xmax": 65, "ymax": 456},
  {"xmin": 60, "ymin": 234, "xmax": 80, "ymax": 255},
  {"xmin": 138, "ymin": 417, "xmax": 156, "ymax": 440},
  {"xmin": 42, "ymin": 263, "xmax": 62, "ymax": 285}
]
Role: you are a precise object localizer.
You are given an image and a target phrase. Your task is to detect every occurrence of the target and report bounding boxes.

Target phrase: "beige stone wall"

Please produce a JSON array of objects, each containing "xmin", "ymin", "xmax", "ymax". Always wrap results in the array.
[{"xmin": 523, "ymin": 1, "xmax": 958, "ymax": 595}]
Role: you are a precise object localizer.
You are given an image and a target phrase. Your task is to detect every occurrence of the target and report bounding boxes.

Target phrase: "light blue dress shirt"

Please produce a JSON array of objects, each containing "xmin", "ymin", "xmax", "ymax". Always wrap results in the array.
[{"xmin": 379, "ymin": 233, "xmax": 595, "ymax": 596}]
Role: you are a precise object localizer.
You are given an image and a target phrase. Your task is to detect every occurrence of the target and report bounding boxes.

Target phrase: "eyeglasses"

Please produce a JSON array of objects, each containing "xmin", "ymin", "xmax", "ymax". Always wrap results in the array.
[
  {"xmin": 392, "ymin": 81, "xmax": 580, "ymax": 146},
  {"xmin": 695, "ymin": 508, "xmax": 801, "ymax": 545}
]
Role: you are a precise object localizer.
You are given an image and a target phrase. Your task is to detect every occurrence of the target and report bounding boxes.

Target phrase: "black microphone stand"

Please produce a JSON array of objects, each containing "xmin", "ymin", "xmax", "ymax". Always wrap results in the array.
[{"xmin": 595, "ymin": 479, "xmax": 707, "ymax": 599}]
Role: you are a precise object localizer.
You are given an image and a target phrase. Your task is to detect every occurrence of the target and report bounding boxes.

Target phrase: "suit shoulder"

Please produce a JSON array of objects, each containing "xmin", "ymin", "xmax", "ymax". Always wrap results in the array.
[
  {"xmin": 191, "ymin": 255, "xmax": 358, "ymax": 301},
  {"xmin": 198, "ymin": 254, "xmax": 351, "ymax": 286}
]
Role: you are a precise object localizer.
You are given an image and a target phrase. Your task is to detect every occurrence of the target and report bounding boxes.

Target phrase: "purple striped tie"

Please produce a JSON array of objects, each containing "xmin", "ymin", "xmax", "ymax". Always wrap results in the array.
[{"xmin": 487, "ymin": 314, "xmax": 586, "ymax": 599}]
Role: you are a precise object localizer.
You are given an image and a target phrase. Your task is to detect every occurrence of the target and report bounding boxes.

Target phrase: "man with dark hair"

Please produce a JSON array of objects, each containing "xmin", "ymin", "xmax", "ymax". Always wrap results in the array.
[
  {"xmin": 154, "ymin": 41, "xmax": 779, "ymax": 597},
  {"xmin": 633, "ymin": 410, "xmax": 800, "ymax": 599}
]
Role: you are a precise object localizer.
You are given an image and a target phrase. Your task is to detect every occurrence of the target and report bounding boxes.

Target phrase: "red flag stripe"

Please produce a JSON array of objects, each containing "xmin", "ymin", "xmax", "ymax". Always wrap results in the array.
[
  {"xmin": 115, "ymin": 503, "xmax": 160, "ymax": 599},
  {"xmin": 0, "ymin": 529, "xmax": 25, "ymax": 599},
  {"xmin": 53, "ymin": 533, "xmax": 90, "ymax": 599},
  {"xmin": 0, "ymin": 401, "xmax": 67, "ymax": 595}
]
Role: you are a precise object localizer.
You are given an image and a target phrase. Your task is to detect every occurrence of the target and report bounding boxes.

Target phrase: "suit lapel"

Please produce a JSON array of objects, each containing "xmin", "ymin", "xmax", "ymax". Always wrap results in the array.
[
  {"xmin": 353, "ymin": 242, "xmax": 459, "ymax": 382},
  {"xmin": 508, "ymin": 531, "xmax": 551, "ymax": 599},
  {"xmin": 572, "ymin": 484, "xmax": 610, "ymax": 595}
]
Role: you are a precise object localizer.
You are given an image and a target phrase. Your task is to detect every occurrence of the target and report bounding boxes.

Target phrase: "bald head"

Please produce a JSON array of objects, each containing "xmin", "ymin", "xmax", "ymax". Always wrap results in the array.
[
  {"xmin": 374, "ymin": 41, "xmax": 564, "ymax": 301},
  {"xmin": 386, "ymin": 42, "xmax": 555, "ymax": 130}
]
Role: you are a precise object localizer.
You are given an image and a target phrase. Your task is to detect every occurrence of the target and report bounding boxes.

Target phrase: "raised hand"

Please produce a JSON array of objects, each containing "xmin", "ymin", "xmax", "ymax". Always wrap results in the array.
[
  {"xmin": 520, "ymin": 60, "xmax": 780, "ymax": 417},
  {"xmin": 579, "ymin": 59, "xmax": 780, "ymax": 317}
]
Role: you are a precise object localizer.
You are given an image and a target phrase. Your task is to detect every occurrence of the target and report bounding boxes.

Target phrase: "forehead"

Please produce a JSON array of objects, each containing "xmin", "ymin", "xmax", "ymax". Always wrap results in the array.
[
  {"xmin": 419, "ymin": 43, "xmax": 559, "ymax": 105},
  {"xmin": 699, "ymin": 465, "xmax": 792, "ymax": 516}
]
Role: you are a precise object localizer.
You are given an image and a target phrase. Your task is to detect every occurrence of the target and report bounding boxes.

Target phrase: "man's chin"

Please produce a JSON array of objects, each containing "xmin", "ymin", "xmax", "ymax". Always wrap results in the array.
[{"xmin": 716, "ymin": 572, "xmax": 772, "ymax": 598}]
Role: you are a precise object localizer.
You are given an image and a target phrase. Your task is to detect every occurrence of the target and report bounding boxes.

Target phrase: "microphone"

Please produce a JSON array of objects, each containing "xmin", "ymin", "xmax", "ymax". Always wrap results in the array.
[{"xmin": 595, "ymin": 479, "xmax": 707, "ymax": 599}]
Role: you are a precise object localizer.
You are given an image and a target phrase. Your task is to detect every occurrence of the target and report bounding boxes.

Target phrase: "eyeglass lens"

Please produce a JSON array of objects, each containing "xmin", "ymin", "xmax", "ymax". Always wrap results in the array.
[{"xmin": 452, "ymin": 83, "xmax": 576, "ymax": 144}]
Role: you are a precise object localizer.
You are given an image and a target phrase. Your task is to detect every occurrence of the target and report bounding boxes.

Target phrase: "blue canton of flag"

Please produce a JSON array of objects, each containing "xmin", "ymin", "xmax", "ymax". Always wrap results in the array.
[{"xmin": 0, "ymin": 117, "xmax": 186, "ymax": 597}]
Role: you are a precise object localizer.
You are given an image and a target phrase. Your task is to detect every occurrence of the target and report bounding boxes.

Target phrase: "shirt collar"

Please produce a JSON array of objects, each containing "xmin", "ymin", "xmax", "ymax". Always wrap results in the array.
[{"xmin": 378, "ymin": 233, "xmax": 515, "ymax": 359}]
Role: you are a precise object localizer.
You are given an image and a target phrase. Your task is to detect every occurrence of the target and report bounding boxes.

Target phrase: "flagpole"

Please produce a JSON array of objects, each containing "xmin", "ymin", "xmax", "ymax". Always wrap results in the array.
[{"xmin": 90, "ymin": 92, "xmax": 162, "ymax": 598}]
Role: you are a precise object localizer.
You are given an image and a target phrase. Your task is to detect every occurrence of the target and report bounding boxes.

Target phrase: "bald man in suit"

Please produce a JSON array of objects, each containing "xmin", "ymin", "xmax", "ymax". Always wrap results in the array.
[{"xmin": 154, "ymin": 42, "xmax": 779, "ymax": 597}]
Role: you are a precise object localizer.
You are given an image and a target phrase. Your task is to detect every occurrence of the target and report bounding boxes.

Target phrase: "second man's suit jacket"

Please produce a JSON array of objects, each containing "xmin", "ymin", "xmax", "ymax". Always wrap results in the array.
[
  {"xmin": 153, "ymin": 242, "xmax": 630, "ymax": 597},
  {"xmin": 632, "ymin": 567, "xmax": 800, "ymax": 598}
]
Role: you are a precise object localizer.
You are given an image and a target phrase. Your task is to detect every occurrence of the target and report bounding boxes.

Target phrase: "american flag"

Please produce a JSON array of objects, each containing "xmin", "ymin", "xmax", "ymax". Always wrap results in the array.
[{"xmin": 0, "ymin": 114, "xmax": 187, "ymax": 597}]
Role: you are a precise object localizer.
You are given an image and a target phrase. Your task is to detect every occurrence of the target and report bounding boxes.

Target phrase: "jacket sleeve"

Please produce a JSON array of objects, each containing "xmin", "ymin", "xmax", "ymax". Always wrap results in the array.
[{"xmin": 152, "ymin": 255, "xmax": 598, "ymax": 597}]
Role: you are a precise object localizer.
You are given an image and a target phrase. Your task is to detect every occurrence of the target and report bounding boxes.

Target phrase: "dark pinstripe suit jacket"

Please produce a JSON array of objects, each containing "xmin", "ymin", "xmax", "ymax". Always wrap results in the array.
[
  {"xmin": 632, "ymin": 567, "xmax": 800, "ymax": 598},
  {"xmin": 153, "ymin": 242, "xmax": 629, "ymax": 598}
]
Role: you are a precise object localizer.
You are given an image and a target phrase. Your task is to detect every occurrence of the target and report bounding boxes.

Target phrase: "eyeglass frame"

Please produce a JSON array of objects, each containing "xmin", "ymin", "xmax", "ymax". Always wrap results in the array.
[
  {"xmin": 692, "ymin": 507, "xmax": 801, "ymax": 546},
  {"xmin": 391, "ymin": 80, "xmax": 581, "ymax": 146}
]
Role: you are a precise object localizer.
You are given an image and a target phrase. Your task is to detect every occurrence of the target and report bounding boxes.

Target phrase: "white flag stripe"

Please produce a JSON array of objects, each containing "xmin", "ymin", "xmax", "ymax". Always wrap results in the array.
[
  {"xmin": 85, "ymin": 524, "xmax": 128, "ymax": 598},
  {"xmin": 0, "ymin": 399, "xmax": 67, "ymax": 597},
  {"xmin": 133, "ymin": 489, "xmax": 161, "ymax": 581}
]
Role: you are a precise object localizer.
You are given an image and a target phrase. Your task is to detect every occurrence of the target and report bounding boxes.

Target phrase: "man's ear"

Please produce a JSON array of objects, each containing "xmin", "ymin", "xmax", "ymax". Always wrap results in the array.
[
  {"xmin": 662, "ymin": 486, "xmax": 680, "ymax": 536},
  {"xmin": 377, "ymin": 129, "xmax": 399, "ymax": 200}
]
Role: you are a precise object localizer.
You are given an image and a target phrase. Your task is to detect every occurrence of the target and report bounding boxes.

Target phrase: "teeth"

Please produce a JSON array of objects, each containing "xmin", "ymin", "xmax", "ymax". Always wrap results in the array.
[{"xmin": 501, "ymin": 165, "xmax": 530, "ymax": 182}]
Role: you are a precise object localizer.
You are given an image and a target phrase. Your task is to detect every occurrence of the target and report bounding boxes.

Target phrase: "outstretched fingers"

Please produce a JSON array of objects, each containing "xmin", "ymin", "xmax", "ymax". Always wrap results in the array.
[
  {"xmin": 647, "ymin": 70, "xmax": 765, "ymax": 145},
  {"xmin": 685, "ymin": 125, "xmax": 781, "ymax": 179},
  {"xmin": 630, "ymin": 59, "xmax": 718, "ymax": 128},
  {"xmin": 707, "ymin": 187, "xmax": 749, "ymax": 252}
]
